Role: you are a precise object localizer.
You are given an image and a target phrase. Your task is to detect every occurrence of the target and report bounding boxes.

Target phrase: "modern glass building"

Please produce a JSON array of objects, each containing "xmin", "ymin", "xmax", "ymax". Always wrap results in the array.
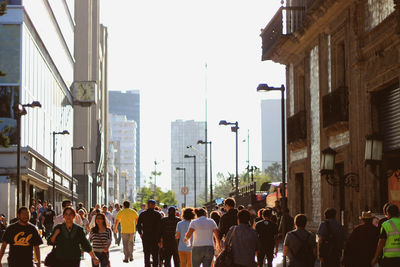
[
  {"xmin": 109, "ymin": 90, "xmax": 141, "ymax": 188},
  {"xmin": 0, "ymin": 0, "xmax": 75, "ymax": 217}
]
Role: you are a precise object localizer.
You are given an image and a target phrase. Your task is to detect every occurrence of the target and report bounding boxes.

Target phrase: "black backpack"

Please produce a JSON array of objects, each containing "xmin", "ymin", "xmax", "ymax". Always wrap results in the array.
[{"xmin": 291, "ymin": 231, "xmax": 315, "ymax": 267}]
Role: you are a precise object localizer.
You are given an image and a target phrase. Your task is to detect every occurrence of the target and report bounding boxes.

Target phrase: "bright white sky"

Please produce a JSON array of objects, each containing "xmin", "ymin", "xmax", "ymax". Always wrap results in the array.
[{"xmin": 100, "ymin": 0, "xmax": 285, "ymax": 191}]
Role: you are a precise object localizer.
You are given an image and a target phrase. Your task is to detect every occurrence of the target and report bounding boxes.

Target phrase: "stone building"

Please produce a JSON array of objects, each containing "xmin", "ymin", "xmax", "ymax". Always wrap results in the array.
[{"xmin": 261, "ymin": 0, "xmax": 400, "ymax": 231}]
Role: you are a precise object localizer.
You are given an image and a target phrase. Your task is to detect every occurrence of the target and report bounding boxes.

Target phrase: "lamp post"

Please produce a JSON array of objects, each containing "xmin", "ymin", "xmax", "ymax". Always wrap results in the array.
[
  {"xmin": 84, "ymin": 160, "xmax": 95, "ymax": 207},
  {"xmin": 184, "ymin": 154, "xmax": 196, "ymax": 207},
  {"xmin": 52, "ymin": 130, "xmax": 70, "ymax": 207},
  {"xmin": 176, "ymin": 167, "xmax": 187, "ymax": 207},
  {"xmin": 198, "ymin": 140, "xmax": 213, "ymax": 201},
  {"xmin": 13, "ymin": 101, "xmax": 41, "ymax": 210},
  {"xmin": 257, "ymin": 83, "xmax": 286, "ymax": 267},
  {"xmin": 71, "ymin": 146, "xmax": 85, "ymax": 204},
  {"xmin": 219, "ymin": 120, "xmax": 239, "ymax": 199}
]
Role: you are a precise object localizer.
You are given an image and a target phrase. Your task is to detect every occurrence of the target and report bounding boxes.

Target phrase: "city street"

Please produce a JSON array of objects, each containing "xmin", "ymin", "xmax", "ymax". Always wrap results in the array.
[{"xmin": 0, "ymin": 232, "xmax": 312, "ymax": 267}]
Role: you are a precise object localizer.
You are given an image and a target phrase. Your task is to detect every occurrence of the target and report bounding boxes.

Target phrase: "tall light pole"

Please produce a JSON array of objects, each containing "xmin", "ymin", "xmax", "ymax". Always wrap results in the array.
[
  {"xmin": 84, "ymin": 160, "xmax": 95, "ymax": 208},
  {"xmin": 71, "ymin": 146, "xmax": 85, "ymax": 204},
  {"xmin": 176, "ymin": 167, "xmax": 186, "ymax": 207},
  {"xmin": 184, "ymin": 154, "xmax": 196, "ymax": 207},
  {"xmin": 198, "ymin": 140, "xmax": 213, "ymax": 201},
  {"xmin": 219, "ymin": 120, "xmax": 239, "ymax": 199},
  {"xmin": 52, "ymin": 130, "xmax": 70, "ymax": 208},
  {"xmin": 13, "ymin": 101, "xmax": 41, "ymax": 210},
  {"xmin": 152, "ymin": 160, "xmax": 161, "ymax": 199},
  {"xmin": 257, "ymin": 84, "xmax": 286, "ymax": 206}
]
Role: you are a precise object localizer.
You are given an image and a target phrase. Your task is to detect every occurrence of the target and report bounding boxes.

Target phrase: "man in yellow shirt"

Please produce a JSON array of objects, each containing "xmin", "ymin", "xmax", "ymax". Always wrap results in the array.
[{"xmin": 115, "ymin": 200, "xmax": 139, "ymax": 262}]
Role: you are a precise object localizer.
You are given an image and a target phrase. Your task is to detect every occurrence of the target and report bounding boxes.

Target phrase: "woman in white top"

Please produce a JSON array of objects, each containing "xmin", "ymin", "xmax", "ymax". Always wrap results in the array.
[{"xmin": 185, "ymin": 208, "xmax": 221, "ymax": 267}]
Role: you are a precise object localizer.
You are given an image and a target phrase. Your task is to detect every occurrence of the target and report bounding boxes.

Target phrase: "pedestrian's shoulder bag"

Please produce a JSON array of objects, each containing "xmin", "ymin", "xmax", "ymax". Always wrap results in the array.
[
  {"xmin": 319, "ymin": 220, "xmax": 335, "ymax": 258},
  {"xmin": 215, "ymin": 226, "xmax": 237, "ymax": 267},
  {"xmin": 45, "ymin": 224, "xmax": 63, "ymax": 267},
  {"xmin": 292, "ymin": 231, "xmax": 315, "ymax": 267}
]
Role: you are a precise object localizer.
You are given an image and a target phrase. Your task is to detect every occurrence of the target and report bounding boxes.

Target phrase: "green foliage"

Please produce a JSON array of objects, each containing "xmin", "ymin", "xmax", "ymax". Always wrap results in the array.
[
  {"xmin": 264, "ymin": 162, "xmax": 282, "ymax": 182},
  {"xmin": 132, "ymin": 185, "xmax": 177, "ymax": 210}
]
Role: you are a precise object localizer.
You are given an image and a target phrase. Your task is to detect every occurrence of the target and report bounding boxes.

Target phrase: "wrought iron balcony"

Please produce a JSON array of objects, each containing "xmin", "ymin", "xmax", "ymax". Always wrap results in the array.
[
  {"xmin": 322, "ymin": 86, "xmax": 349, "ymax": 131},
  {"xmin": 287, "ymin": 110, "xmax": 307, "ymax": 149},
  {"xmin": 261, "ymin": 6, "xmax": 305, "ymax": 61}
]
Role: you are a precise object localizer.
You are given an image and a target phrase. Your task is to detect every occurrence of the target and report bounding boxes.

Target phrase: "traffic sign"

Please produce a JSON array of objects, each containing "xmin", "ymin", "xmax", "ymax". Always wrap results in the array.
[{"xmin": 181, "ymin": 186, "xmax": 189, "ymax": 195}]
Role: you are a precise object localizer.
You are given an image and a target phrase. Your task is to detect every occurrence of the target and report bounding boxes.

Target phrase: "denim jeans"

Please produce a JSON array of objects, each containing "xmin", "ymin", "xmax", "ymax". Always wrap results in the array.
[
  {"xmin": 92, "ymin": 251, "xmax": 109, "ymax": 267},
  {"xmin": 122, "ymin": 233, "xmax": 134, "ymax": 260},
  {"xmin": 191, "ymin": 246, "xmax": 214, "ymax": 267},
  {"xmin": 113, "ymin": 224, "xmax": 121, "ymax": 245}
]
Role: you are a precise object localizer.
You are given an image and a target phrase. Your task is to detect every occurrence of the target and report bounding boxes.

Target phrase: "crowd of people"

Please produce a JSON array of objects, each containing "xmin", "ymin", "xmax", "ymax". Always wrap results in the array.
[{"xmin": 0, "ymin": 197, "xmax": 399, "ymax": 267}]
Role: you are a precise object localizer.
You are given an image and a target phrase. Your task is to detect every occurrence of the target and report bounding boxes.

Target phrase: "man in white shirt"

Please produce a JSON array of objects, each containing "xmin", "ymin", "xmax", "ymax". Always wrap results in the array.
[
  {"xmin": 185, "ymin": 208, "xmax": 220, "ymax": 267},
  {"xmin": 54, "ymin": 200, "xmax": 83, "ymax": 225}
]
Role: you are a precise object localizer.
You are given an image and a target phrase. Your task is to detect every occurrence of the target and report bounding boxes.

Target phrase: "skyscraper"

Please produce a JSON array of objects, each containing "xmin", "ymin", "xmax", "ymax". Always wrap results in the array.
[
  {"xmin": 171, "ymin": 120, "xmax": 205, "ymax": 208},
  {"xmin": 109, "ymin": 90, "xmax": 141, "ymax": 188}
]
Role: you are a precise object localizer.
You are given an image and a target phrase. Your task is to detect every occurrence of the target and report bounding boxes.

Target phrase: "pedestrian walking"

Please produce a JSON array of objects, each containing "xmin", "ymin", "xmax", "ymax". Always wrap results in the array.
[
  {"xmin": 254, "ymin": 208, "xmax": 265, "ymax": 225},
  {"xmin": 139, "ymin": 203, "xmax": 146, "ymax": 215},
  {"xmin": 89, "ymin": 213, "xmax": 112, "ymax": 267},
  {"xmin": 185, "ymin": 208, "xmax": 220, "ymax": 267},
  {"xmin": 283, "ymin": 214, "xmax": 316, "ymax": 267},
  {"xmin": 112, "ymin": 203, "xmax": 121, "ymax": 246},
  {"xmin": 218, "ymin": 198, "xmax": 238, "ymax": 242},
  {"xmin": 371, "ymin": 204, "xmax": 400, "ymax": 267},
  {"xmin": 78, "ymin": 209, "xmax": 90, "ymax": 234},
  {"xmin": 162, "ymin": 205, "xmax": 169, "ymax": 216},
  {"xmin": 102, "ymin": 205, "xmax": 113, "ymax": 226},
  {"xmin": 0, "ymin": 207, "xmax": 43, "ymax": 267},
  {"xmin": 255, "ymin": 208, "xmax": 279, "ymax": 267},
  {"xmin": 176, "ymin": 208, "xmax": 195, "ymax": 267},
  {"xmin": 210, "ymin": 211, "xmax": 221, "ymax": 229},
  {"xmin": 160, "ymin": 206, "xmax": 181, "ymax": 267},
  {"xmin": 42, "ymin": 203, "xmax": 56, "ymax": 238},
  {"xmin": 47, "ymin": 207, "xmax": 99, "ymax": 267},
  {"xmin": 54, "ymin": 200, "xmax": 83, "ymax": 225},
  {"xmin": 317, "ymin": 208, "xmax": 345, "ymax": 267},
  {"xmin": 29, "ymin": 205, "xmax": 38, "ymax": 225},
  {"xmin": 343, "ymin": 211, "xmax": 378, "ymax": 267},
  {"xmin": 114, "ymin": 200, "xmax": 139, "ymax": 263},
  {"xmin": 223, "ymin": 209, "xmax": 259, "ymax": 267},
  {"xmin": 137, "ymin": 199, "xmax": 162, "ymax": 267},
  {"xmin": 279, "ymin": 208, "xmax": 294, "ymax": 239}
]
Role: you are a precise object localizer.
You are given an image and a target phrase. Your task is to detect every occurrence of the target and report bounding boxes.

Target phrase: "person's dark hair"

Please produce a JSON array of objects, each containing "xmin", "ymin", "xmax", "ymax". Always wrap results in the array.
[
  {"xmin": 37, "ymin": 200, "xmax": 42, "ymax": 205},
  {"xmin": 257, "ymin": 208, "xmax": 265, "ymax": 218},
  {"xmin": 17, "ymin": 207, "xmax": 29, "ymax": 215},
  {"xmin": 102, "ymin": 205, "xmax": 107, "ymax": 209},
  {"xmin": 78, "ymin": 202, "xmax": 84, "ymax": 208},
  {"xmin": 238, "ymin": 205, "xmax": 245, "ymax": 211},
  {"xmin": 294, "ymin": 214, "xmax": 307, "ymax": 228},
  {"xmin": 221, "ymin": 207, "xmax": 225, "ymax": 213},
  {"xmin": 387, "ymin": 204, "xmax": 399, "ymax": 217},
  {"xmin": 195, "ymin": 208, "xmax": 207, "ymax": 217},
  {"xmin": 324, "ymin": 208, "xmax": 337, "ymax": 219},
  {"xmin": 168, "ymin": 207, "xmax": 176, "ymax": 217},
  {"xmin": 263, "ymin": 208, "xmax": 273, "ymax": 218},
  {"xmin": 62, "ymin": 200, "xmax": 72, "ymax": 208},
  {"xmin": 95, "ymin": 209, "xmax": 101, "ymax": 214},
  {"xmin": 108, "ymin": 205, "xmax": 113, "ymax": 209},
  {"xmin": 91, "ymin": 213, "xmax": 107, "ymax": 233},
  {"xmin": 238, "ymin": 209, "xmax": 251, "ymax": 225},
  {"xmin": 163, "ymin": 204, "xmax": 168, "ymax": 209},
  {"xmin": 63, "ymin": 206, "xmax": 76, "ymax": 217},
  {"xmin": 224, "ymin": 198, "xmax": 235, "ymax": 208},
  {"xmin": 182, "ymin": 208, "xmax": 195, "ymax": 220},
  {"xmin": 123, "ymin": 201, "xmax": 130, "ymax": 208},
  {"xmin": 362, "ymin": 217, "xmax": 373, "ymax": 224},
  {"xmin": 383, "ymin": 202, "xmax": 391, "ymax": 215},
  {"xmin": 47, "ymin": 204, "xmax": 52, "ymax": 210},
  {"xmin": 210, "ymin": 211, "xmax": 221, "ymax": 225}
]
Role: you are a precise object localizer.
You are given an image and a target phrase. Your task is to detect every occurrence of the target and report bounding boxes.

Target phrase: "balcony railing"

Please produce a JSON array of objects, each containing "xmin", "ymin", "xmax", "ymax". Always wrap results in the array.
[
  {"xmin": 322, "ymin": 87, "xmax": 349, "ymax": 130},
  {"xmin": 287, "ymin": 110, "xmax": 307, "ymax": 149},
  {"xmin": 261, "ymin": 6, "xmax": 305, "ymax": 60}
]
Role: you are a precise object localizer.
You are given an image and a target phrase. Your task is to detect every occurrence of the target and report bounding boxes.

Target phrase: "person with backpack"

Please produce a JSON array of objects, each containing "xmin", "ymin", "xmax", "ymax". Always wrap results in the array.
[
  {"xmin": 283, "ymin": 214, "xmax": 316, "ymax": 267},
  {"xmin": 255, "ymin": 208, "xmax": 279, "ymax": 267},
  {"xmin": 317, "ymin": 208, "xmax": 345, "ymax": 267}
]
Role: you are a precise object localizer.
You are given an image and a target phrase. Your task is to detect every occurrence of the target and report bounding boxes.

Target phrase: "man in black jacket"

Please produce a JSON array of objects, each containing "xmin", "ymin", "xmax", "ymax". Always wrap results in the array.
[
  {"xmin": 137, "ymin": 199, "xmax": 162, "ymax": 267},
  {"xmin": 218, "ymin": 197, "xmax": 238, "ymax": 241},
  {"xmin": 160, "ymin": 207, "xmax": 181, "ymax": 267}
]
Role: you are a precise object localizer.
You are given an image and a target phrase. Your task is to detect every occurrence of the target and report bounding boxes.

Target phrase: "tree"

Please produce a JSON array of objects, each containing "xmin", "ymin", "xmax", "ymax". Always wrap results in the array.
[
  {"xmin": 132, "ymin": 185, "xmax": 177, "ymax": 210},
  {"xmin": 264, "ymin": 162, "xmax": 282, "ymax": 182}
]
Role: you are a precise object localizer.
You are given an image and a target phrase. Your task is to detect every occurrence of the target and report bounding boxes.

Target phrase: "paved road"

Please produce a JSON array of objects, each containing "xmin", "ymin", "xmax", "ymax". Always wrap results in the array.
[{"xmin": 1, "ymin": 234, "xmax": 319, "ymax": 266}]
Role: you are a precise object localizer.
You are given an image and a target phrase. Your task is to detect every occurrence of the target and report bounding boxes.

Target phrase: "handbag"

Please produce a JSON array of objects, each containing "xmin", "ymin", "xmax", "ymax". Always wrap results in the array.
[
  {"xmin": 215, "ymin": 226, "xmax": 237, "ymax": 267},
  {"xmin": 44, "ymin": 246, "xmax": 57, "ymax": 267}
]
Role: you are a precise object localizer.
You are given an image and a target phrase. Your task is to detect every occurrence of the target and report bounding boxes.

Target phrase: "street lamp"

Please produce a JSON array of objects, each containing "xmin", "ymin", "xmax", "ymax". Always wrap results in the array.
[
  {"xmin": 84, "ymin": 160, "xmax": 95, "ymax": 207},
  {"xmin": 52, "ymin": 130, "xmax": 70, "ymax": 207},
  {"xmin": 13, "ymin": 101, "xmax": 41, "ymax": 209},
  {"xmin": 219, "ymin": 120, "xmax": 239, "ymax": 199},
  {"xmin": 71, "ymin": 146, "xmax": 85, "ymax": 204},
  {"xmin": 184, "ymin": 154, "xmax": 197, "ymax": 207},
  {"xmin": 198, "ymin": 140, "xmax": 213, "ymax": 201},
  {"xmin": 257, "ymin": 84, "xmax": 286, "ymax": 204},
  {"xmin": 176, "ymin": 167, "xmax": 187, "ymax": 207}
]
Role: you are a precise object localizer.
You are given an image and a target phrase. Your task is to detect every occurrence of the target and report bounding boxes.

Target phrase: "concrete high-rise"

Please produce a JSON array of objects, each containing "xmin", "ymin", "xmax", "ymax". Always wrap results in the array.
[
  {"xmin": 109, "ymin": 91, "xmax": 141, "ymax": 188},
  {"xmin": 171, "ymin": 120, "xmax": 205, "ymax": 208},
  {"xmin": 261, "ymin": 99, "xmax": 283, "ymax": 172}
]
